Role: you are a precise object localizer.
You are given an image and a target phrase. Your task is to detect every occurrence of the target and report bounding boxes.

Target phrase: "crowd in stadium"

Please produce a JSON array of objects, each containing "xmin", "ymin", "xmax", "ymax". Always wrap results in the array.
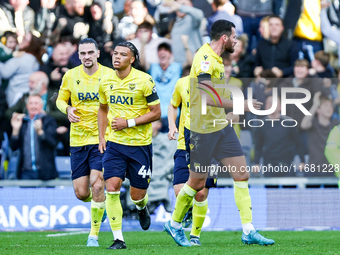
[{"xmin": 0, "ymin": 0, "xmax": 340, "ymax": 181}]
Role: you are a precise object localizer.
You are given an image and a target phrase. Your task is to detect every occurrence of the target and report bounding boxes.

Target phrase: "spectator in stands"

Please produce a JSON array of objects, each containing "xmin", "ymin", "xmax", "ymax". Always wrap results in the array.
[
  {"xmin": 88, "ymin": 0, "xmax": 119, "ymax": 66},
  {"xmin": 284, "ymin": 0, "xmax": 322, "ymax": 62},
  {"xmin": 141, "ymin": 42, "xmax": 183, "ymax": 132},
  {"xmin": 253, "ymin": 96, "xmax": 304, "ymax": 177},
  {"xmin": 1, "ymin": 33, "xmax": 43, "ymax": 107},
  {"xmin": 207, "ymin": 0, "xmax": 243, "ymax": 38},
  {"xmin": 278, "ymin": 59, "xmax": 330, "ymax": 128},
  {"xmin": 9, "ymin": 94, "xmax": 58, "ymax": 180},
  {"xmin": 278, "ymin": 59, "xmax": 330, "ymax": 159},
  {"xmin": 258, "ymin": 16, "xmax": 270, "ymax": 41},
  {"xmin": 60, "ymin": 36, "xmax": 81, "ymax": 67},
  {"xmin": 129, "ymin": 22, "xmax": 171, "ymax": 68},
  {"xmin": 254, "ymin": 15, "xmax": 299, "ymax": 78},
  {"xmin": 59, "ymin": 0, "xmax": 113, "ymax": 40},
  {"xmin": 247, "ymin": 69, "xmax": 276, "ymax": 110},
  {"xmin": 148, "ymin": 119, "xmax": 177, "ymax": 213},
  {"xmin": 0, "ymin": 0, "xmax": 36, "ymax": 42},
  {"xmin": 301, "ymin": 92, "xmax": 340, "ymax": 176},
  {"xmin": 118, "ymin": 0, "xmax": 155, "ymax": 40},
  {"xmin": 320, "ymin": 0, "xmax": 340, "ymax": 67},
  {"xmin": 35, "ymin": 0, "xmax": 61, "ymax": 43},
  {"xmin": 0, "ymin": 31, "xmax": 18, "ymax": 90},
  {"xmin": 2, "ymin": 31, "xmax": 18, "ymax": 52},
  {"xmin": 0, "ymin": 87, "xmax": 8, "ymax": 159},
  {"xmin": 229, "ymin": 34, "xmax": 255, "ymax": 83},
  {"xmin": 40, "ymin": 42, "xmax": 72, "ymax": 91},
  {"xmin": 5, "ymin": 71, "xmax": 70, "ymax": 155},
  {"xmin": 234, "ymin": 0, "xmax": 273, "ymax": 53},
  {"xmin": 310, "ymin": 50, "xmax": 335, "ymax": 78},
  {"xmin": 163, "ymin": 0, "xmax": 204, "ymax": 64}
]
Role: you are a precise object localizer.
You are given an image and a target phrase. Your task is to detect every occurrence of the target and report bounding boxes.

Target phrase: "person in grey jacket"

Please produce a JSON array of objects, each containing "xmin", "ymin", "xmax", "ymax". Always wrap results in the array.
[
  {"xmin": 0, "ymin": 33, "xmax": 42, "ymax": 107},
  {"xmin": 163, "ymin": 0, "xmax": 204, "ymax": 64}
]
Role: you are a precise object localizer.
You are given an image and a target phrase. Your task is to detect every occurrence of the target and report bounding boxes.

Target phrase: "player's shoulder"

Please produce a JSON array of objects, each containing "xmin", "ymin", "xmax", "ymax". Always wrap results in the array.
[
  {"xmin": 99, "ymin": 64, "xmax": 114, "ymax": 75},
  {"xmin": 64, "ymin": 65, "xmax": 82, "ymax": 77}
]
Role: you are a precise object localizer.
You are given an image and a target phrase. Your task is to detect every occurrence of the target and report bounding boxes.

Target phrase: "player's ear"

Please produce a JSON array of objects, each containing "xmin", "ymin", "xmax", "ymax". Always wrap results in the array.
[
  {"xmin": 130, "ymin": 56, "xmax": 135, "ymax": 64},
  {"xmin": 97, "ymin": 49, "xmax": 100, "ymax": 58}
]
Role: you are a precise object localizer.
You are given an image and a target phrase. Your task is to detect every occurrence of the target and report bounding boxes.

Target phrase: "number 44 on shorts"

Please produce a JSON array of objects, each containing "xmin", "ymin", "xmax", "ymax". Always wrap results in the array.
[{"xmin": 138, "ymin": 165, "xmax": 151, "ymax": 178}]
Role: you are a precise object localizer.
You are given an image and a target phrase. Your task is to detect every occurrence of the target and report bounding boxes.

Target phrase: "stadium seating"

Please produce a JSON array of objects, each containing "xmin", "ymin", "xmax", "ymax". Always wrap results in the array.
[{"xmin": 55, "ymin": 156, "xmax": 72, "ymax": 179}]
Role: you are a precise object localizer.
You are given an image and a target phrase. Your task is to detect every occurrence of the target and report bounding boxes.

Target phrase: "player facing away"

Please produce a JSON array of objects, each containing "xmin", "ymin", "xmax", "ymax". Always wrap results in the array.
[
  {"xmin": 56, "ymin": 38, "xmax": 112, "ymax": 246},
  {"xmin": 164, "ymin": 20, "xmax": 275, "ymax": 246},
  {"xmin": 168, "ymin": 73, "xmax": 215, "ymax": 246},
  {"xmin": 97, "ymin": 41, "xmax": 161, "ymax": 250},
  {"xmin": 168, "ymin": 71, "xmax": 241, "ymax": 246}
]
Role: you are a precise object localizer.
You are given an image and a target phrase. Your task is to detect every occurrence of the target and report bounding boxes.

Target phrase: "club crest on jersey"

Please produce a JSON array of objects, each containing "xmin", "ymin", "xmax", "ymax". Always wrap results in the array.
[
  {"xmin": 76, "ymin": 80, "xmax": 80, "ymax": 85},
  {"xmin": 129, "ymin": 83, "xmax": 136, "ymax": 91},
  {"xmin": 149, "ymin": 78, "xmax": 154, "ymax": 84},
  {"xmin": 203, "ymin": 55, "xmax": 208, "ymax": 60},
  {"xmin": 110, "ymin": 84, "xmax": 113, "ymax": 90}
]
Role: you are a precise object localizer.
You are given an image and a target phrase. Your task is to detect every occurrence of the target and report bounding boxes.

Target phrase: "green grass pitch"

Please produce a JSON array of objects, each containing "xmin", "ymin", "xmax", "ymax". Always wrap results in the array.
[{"xmin": 1, "ymin": 231, "xmax": 339, "ymax": 255}]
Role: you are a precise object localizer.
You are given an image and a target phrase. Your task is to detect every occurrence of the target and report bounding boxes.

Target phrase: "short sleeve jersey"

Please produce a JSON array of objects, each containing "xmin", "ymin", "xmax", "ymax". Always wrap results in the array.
[
  {"xmin": 99, "ymin": 67, "xmax": 160, "ymax": 146},
  {"xmin": 57, "ymin": 64, "xmax": 113, "ymax": 146},
  {"xmin": 171, "ymin": 76, "xmax": 190, "ymax": 150},
  {"xmin": 187, "ymin": 43, "xmax": 231, "ymax": 134}
]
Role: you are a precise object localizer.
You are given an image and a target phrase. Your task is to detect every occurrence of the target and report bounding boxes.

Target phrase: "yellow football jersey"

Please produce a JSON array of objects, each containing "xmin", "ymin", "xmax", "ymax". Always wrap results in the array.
[
  {"xmin": 99, "ymin": 67, "xmax": 160, "ymax": 146},
  {"xmin": 171, "ymin": 76, "xmax": 190, "ymax": 150},
  {"xmin": 56, "ymin": 64, "xmax": 113, "ymax": 147},
  {"xmin": 188, "ymin": 43, "xmax": 230, "ymax": 134}
]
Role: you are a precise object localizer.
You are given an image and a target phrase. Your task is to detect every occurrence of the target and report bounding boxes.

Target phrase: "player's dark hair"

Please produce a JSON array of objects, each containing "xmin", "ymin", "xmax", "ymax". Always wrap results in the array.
[
  {"xmin": 116, "ymin": 41, "xmax": 140, "ymax": 68},
  {"xmin": 79, "ymin": 38, "xmax": 98, "ymax": 50},
  {"xmin": 210, "ymin": 20, "xmax": 235, "ymax": 41},
  {"xmin": 157, "ymin": 42, "xmax": 171, "ymax": 53}
]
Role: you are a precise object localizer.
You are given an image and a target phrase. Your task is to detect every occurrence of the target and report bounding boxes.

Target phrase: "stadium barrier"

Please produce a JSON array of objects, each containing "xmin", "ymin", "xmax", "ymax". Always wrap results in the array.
[{"xmin": 0, "ymin": 179, "xmax": 339, "ymax": 231}]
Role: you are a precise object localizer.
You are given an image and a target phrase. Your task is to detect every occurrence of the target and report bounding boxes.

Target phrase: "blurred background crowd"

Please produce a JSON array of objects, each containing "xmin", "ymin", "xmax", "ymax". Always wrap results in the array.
[{"xmin": 0, "ymin": 0, "xmax": 340, "ymax": 184}]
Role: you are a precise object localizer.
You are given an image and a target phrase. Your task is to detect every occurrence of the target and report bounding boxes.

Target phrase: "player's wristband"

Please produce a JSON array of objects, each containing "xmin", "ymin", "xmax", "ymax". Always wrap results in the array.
[{"xmin": 127, "ymin": 119, "xmax": 136, "ymax": 127}]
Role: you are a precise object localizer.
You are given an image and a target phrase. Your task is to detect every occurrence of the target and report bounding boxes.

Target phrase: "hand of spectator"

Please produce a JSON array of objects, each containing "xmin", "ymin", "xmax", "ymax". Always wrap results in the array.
[
  {"xmin": 56, "ymin": 126, "xmax": 68, "ymax": 135},
  {"xmin": 244, "ymin": 99, "xmax": 263, "ymax": 112},
  {"xmin": 321, "ymin": 0, "xmax": 331, "ymax": 9},
  {"xmin": 254, "ymin": 66, "xmax": 263, "ymax": 77},
  {"xmin": 66, "ymin": 106, "xmax": 80, "ymax": 123},
  {"xmin": 323, "ymin": 78, "xmax": 332, "ymax": 88},
  {"xmin": 125, "ymin": 33, "xmax": 136, "ymax": 40},
  {"xmin": 34, "ymin": 119, "xmax": 44, "ymax": 135},
  {"xmin": 111, "ymin": 117, "xmax": 127, "ymax": 131},
  {"xmin": 313, "ymin": 91, "xmax": 322, "ymax": 108},
  {"xmin": 103, "ymin": 17, "xmax": 113, "ymax": 34},
  {"xmin": 232, "ymin": 65, "xmax": 240, "ymax": 74},
  {"xmin": 271, "ymin": 67, "xmax": 283, "ymax": 78},
  {"xmin": 163, "ymin": 0, "xmax": 181, "ymax": 13},
  {"xmin": 104, "ymin": 41, "xmax": 113, "ymax": 52},
  {"xmin": 57, "ymin": 18, "xmax": 68, "ymax": 30},
  {"xmin": 11, "ymin": 113, "xmax": 24, "ymax": 135},
  {"xmin": 252, "ymin": 164, "xmax": 261, "ymax": 173},
  {"xmin": 309, "ymin": 68, "xmax": 317, "ymax": 76},
  {"xmin": 51, "ymin": 67, "xmax": 62, "ymax": 81},
  {"xmin": 180, "ymin": 34, "xmax": 189, "ymax": 48},
  {"xmin": 167, "ymin": 126, "xmax": 178, "ymax": 140},
  {"xmin": 98, "ymin": 137, "xmax": 106, "ymax": 154},
  {"xmin": 61, "ymin": 67, "xmax": 69, "ymax": 74}
]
